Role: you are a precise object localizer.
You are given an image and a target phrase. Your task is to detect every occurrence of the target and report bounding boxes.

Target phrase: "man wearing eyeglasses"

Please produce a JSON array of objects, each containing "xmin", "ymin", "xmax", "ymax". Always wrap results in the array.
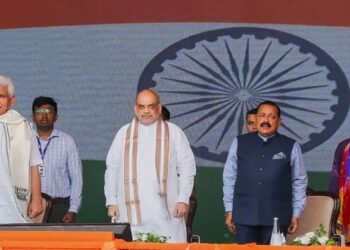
[
  {"xmin": 0, "ymin": 75, "xmax": 43, "ymax": 223},
  {"xmin": 223, "ymin": 100, "xmax": 308, "ymax": 244},
  {"xmin": 32, "ymin": 96, "xmax": 83, "ymax": 223},
  {"xmin": 105, "ymin": 89, "xmax": 196, "ymax": 242}
]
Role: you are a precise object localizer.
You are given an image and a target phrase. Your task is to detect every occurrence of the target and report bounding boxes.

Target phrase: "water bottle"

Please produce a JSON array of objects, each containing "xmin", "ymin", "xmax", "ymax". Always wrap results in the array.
[{"xmin": 270, "ymin": 217, "xmax": 282, "ymax": 246}]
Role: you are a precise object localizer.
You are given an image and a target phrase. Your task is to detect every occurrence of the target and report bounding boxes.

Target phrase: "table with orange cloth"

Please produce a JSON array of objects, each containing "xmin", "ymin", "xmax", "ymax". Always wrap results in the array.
[{"xmin": 0, "ymin": 231, "xmax": 347, "ymax": 250}]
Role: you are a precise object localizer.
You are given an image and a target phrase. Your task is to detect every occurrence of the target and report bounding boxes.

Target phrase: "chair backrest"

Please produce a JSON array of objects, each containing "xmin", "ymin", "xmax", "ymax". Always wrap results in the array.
[
  {"xmin": 30, "ymin": 193, "xmax": 52, "ymax": 223},
  {"xmin": 286, "ymin": 191, "xmax": 340, "ymax": 244}
]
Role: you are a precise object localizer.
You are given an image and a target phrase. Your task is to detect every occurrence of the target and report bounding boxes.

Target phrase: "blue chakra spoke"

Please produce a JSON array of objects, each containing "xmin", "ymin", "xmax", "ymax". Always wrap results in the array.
[
  {"xmin": 281, "ymin": 112, "xmax": 318, "ymax": 129},
  {"xmin": 252, "ymin": 58, "xmax": 310, "ymax": 92},
  {"xmin": 184, "ymin": 53, "xmax": 233, "ymax": 90},
  {"xmin": 247, "ymin": 41, "xmax": 272, "ymax": 89},
  {"xmin": 183, "ymin": 100, "xmax": 236, "ymax": 131},
  {"xmin": 165, "ymin": 97, "xmax": 229, "ymax": 106},
  {"xmin": 158, "ymin": 89, "xmax": 232, "ymax": 97},
  {"xmin": 169, "ymin": 64, "xmax": 232, "ymax": 91},
  {"xmin": 259, "ymin": 84, "xmax": 328, "ymax": 95},
  {"xmin": 248, "ymin": 98, "xmax": 262, "ymax": 108},
  {"xmin": 253, "ymin": 95, "xmax": 325, "ymax": 126},
  {"xmin": 256, "ymin": 71, "xmax": 323, "ymax": 92},
  {"xmin": 224, "ymin": 40, "xmax": 242, "ymax": 87},
  {"xmin": 170, "ymin": 98, "xmax": 235, "ymax": 119},
  {"xmin": 242, "ymin": 39, "xmax": 250, "ymax": 88},
  {"xmin": 243, "ymin": 101, "xmax": 257, "ymax": 114},
  {"xmin": 250, "ymin": 48, "xmax": 293, "ymax": 89},
  {"xmin": 216, "ymin": 103, "xmax": 242, "ymax": 149},
  {"xmin": 160, "ymin": 76, "xmax": 232, "ymax": 92},
  {"xmin": 202, "ymin": 44, "xmax": 238, "ymax": 89},
  {"xmin": 242, "ymin": 39, "xmax": 250, "ymax": 87},
  {"xmin": 194, "ymin": 100, "xmax": 237, "ymax": 143},
  {"xmin": 280, "ymin": 122, "xmax": 303, "ymax": 140},
  {"xmin": 278, "ymin": 102, "xmax": 326, "ymax": 116},
  {"xmin": 260, "ymin": 95, "xmax": 329, "ymax": 102},
  {"xmin": 242, "ymin": 39, "xmax": 249, "ymax": 87}
]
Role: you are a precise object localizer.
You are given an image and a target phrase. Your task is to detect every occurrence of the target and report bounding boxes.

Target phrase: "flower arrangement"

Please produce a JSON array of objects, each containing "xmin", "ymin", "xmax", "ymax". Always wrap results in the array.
[
  {"xmin": 290, "ymin": 224, "xmax": 336, "ymax": 246},
  {"xmin": 134, "ymin": 232, "xmax": 170, "ymax": 243}
]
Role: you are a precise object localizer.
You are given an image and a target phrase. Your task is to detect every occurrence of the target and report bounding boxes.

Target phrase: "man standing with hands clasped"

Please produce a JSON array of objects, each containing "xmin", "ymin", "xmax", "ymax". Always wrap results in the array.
[
  {"xmin": 0, "ymin": 75, "xmax": 43, "ymax": 223},
  {"xmin": 104, "ymin": 89, "xmax": 196, "ymax": 242},
  {"xmin": 223, "ymin": 100, "xmax": 308, "ymax": 244}
]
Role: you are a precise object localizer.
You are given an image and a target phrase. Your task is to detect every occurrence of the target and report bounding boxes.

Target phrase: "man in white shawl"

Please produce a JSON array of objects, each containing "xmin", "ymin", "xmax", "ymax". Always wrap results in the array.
[
  {"xmin": 0, "ymin": 75, "xmax": 43, "ymax": 223},
  {"xmin": 104, "ymin": 89, "xmax": 196, "ymax": 242}
]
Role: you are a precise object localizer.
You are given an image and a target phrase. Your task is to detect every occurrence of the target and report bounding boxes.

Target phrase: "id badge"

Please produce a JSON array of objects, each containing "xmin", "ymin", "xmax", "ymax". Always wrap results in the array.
[{"xmin": 39, "ymin": 165, "xmax": 45, "ymax": 177}]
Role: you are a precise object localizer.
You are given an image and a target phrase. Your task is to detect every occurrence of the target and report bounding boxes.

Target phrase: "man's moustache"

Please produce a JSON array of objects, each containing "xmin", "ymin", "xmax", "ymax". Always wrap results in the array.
[{"xmin": 260, "ymin": 122, "xmax": 271, "ymax": 128}]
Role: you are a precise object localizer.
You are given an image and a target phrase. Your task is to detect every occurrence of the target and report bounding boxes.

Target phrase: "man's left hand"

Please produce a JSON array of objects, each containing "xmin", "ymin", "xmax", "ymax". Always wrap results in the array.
[
  {"xmin": 27, "ymin": 198, "xmax": 43, "ymax": 218},
  {"xmin": 62, "ymin": 212, "xmax": 76, "ymax": 223},
  {"xmin": 288, "ymin": 217, "xmax": 298, "ymax": 233},
  {"xmin": 173, "ymin": 202, "xmax": 188, "ymax": 218}
]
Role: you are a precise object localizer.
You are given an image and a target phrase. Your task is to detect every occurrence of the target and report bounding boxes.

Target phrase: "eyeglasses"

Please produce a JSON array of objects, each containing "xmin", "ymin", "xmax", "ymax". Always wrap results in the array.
[{"xmin": 34, "ymin": 108, "xmax": 55, "ymax": 114}]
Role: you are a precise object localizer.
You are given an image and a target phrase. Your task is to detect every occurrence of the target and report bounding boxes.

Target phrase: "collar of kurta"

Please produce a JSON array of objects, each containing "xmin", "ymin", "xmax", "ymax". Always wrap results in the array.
[
  {"xmin": 0, "ymin": 109, "xmax": 26, "ymax": 124},
  {"xmin": 123, "ymin": 118, "xmax": 170, "ymax": 225}
]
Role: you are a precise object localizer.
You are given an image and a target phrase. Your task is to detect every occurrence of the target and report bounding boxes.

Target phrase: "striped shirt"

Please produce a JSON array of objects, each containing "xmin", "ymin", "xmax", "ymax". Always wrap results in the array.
[{"xmin": 36, "ymin": 129, "xmax": 83, "ymax": 213}]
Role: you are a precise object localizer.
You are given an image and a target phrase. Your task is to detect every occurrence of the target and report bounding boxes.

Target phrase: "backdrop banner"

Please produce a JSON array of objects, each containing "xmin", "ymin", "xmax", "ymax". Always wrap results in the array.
[{"xmin": 0, "ymin": 22, "xmax": 349, "ymax": 171}]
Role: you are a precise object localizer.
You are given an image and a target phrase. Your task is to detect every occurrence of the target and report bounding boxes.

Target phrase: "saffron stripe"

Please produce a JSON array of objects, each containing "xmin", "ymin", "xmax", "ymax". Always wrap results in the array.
[
  {"xmin": 132, "ymin": 120, "xmax": 142, "ymax": 225},
  {"xmin": 163, "ymin": 121, "xmax": 170, "ymax": 201},
  {"xmin": 123, "ymin": 124, "xmax": 132, "ymax": 223}
]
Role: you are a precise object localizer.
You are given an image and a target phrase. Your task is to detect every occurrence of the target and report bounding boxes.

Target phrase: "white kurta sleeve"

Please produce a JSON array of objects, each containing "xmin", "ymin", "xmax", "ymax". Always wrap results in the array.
[
  {"xmin": 104, "ymin": 126, "xmax": 126, "ymax": 207},
  {"xmin": 173, "ymin": 125, "xmax": 196, "ymax": 204},
  {"xmin": 29, "ymin": 130, "xmax": 42, "ymax": 167}
]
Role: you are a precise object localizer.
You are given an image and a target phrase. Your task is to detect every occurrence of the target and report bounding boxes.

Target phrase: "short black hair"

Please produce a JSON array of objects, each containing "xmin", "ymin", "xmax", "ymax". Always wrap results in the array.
[
  {"xmin": 256, "ymin": 100, "xmax": 281, "ymax": 117},
  {"xmin": 246, "ymin": 108, "xmax": 257, "ymax": 120},
  {"xmin": 161, "ymin": 106, "xmax": 171, "ymax": 121},
  {"xmin": 32, "ymin": 96, "xmax": 58, "ymax": 114}
]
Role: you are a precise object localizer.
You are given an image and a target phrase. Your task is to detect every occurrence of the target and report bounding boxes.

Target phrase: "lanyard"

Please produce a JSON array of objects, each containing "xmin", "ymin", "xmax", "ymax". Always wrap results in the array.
[{"xmin": 37, "ymin": 136, "xmax": 54, "ymax": 161}]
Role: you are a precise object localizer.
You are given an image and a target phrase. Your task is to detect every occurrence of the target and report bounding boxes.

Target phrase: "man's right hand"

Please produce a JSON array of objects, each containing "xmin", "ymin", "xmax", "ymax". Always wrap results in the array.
[
  {"xmin": 107, "ymin": 205, "xmax": 119, "ymax": 222},
  {"xmin": 225, "ymin": 211, "xmax": 235, "ymax": 233}
]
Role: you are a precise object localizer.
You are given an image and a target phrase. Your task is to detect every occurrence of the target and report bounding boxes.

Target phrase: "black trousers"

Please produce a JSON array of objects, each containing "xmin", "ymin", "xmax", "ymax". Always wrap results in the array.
[
  {"xmin": 235, "ymin": 224, "xmax": 288, "ymax": 245},
  {"xmin": 47, "ymin": 197, "xmax": 71, "ymax": 223}
]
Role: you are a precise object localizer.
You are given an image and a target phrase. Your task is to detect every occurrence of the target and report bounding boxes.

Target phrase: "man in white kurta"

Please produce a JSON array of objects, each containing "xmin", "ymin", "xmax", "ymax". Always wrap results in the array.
[
  {"xmin": 104, "ymin": 89, "xmax": 196, "ymax": 242},
  {"xmin": 0, "ymin": 75, "xmax": 43, "ymax": 223},
  {"xmin": 0, "ymin": 119, "xmax": 42, "ymax": 223}
]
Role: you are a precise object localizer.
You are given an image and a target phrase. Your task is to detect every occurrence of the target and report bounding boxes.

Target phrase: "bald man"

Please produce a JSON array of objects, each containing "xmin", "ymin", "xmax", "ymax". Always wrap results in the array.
[{"xmin": 104, "ymin": 89, "xmax": 196, "ymax": 242}]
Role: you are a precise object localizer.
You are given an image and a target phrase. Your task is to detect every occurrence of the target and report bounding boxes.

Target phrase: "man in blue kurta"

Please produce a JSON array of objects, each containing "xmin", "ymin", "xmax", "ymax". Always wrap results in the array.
[{"xmin": 223, "ymin": 100, "xmax": 308, "ymax": 244}]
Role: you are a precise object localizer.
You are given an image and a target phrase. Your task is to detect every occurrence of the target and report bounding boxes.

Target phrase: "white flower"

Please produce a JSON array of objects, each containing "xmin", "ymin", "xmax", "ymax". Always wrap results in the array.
[
  {"xmin": 290, "ymin": 224, "xmax": 335, "ymax": 246},
  {"xmin": 318, "ymin": 236, "xmax": 329, "ymax": 245},
  {"xmin": 305, "ymin": 232, "xmax": 316, "ymax": 238},
  {"xmin": 299, "ymin": 235, "xmax": 311, "ymax": 245},
  {"xmin": 141, "ymin": 233, "xmax": 148, "ymax": 241}
]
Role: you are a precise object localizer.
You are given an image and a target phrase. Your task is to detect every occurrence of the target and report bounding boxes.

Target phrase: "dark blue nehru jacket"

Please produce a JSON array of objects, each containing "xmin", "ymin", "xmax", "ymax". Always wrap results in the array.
[{"xmin": 233, "ymin": 132, "xmax": 295, "ymax": 226}]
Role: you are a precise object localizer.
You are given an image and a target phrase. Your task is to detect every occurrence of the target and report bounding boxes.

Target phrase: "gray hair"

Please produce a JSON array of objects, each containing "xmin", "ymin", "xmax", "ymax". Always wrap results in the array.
[{"xmin": 0, "ymin": 75, "xmax": 15, "ymax": 97}]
